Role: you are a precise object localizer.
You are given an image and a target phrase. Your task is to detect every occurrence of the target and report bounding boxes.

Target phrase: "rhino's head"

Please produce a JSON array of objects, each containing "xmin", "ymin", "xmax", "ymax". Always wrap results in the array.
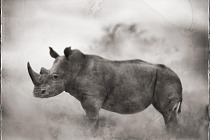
[{"xmin": 27, "ymin": 47, "xmax": 84, "ymax": 98}]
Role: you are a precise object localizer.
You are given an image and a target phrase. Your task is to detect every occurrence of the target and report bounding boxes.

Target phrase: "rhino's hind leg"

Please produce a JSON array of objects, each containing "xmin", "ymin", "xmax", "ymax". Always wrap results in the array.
[
  {"xmin": 153, "ymin": 98, "xmax": 182, "ymax": 132},
  {"xmin": 152, "ymin": 68, "xmax": 182, "ymax": 132},
  {"xmin": 162, "ymin": 101, "xmax": 182, "ymax": 130}
]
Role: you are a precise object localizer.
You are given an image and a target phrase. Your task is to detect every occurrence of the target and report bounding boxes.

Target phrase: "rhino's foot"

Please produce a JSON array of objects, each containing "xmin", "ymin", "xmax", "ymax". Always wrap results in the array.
[{"xmin": 83, "ymin": 118, "xmax": 100, "ymax": 137}]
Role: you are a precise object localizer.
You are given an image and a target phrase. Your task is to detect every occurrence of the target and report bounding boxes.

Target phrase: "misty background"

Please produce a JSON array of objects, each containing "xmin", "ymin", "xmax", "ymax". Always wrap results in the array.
[{"xmin": 2, "ymin": 0, "xmax": 208, "ymax": 139}]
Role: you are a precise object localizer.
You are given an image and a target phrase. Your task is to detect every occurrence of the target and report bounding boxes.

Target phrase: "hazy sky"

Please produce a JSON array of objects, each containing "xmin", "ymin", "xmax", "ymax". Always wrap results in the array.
[{"xmin": 3, "ymin": 0, "xmax": 207, "ymax": 51}]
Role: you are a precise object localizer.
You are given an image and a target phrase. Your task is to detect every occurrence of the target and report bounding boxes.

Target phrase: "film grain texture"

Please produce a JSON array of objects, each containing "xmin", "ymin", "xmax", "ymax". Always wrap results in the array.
[{"xmin": 2, "ymin": 0, "xmax": 208, "ymax": 139}]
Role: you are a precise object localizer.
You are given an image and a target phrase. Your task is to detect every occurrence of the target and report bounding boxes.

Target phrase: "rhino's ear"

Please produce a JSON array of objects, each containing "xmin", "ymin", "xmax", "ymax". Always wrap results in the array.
[
  {"xmin": 49, "ymin": 47, "xmax": 59, "ymax": 58},
  {"xmin": 64, "ymin": 47, "xmax": 72, "ymax": 58}
]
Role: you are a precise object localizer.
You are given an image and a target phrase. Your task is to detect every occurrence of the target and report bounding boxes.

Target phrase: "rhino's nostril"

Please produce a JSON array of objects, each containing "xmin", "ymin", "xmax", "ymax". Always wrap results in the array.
[{"xmin": 41, "ymin": 89, "xmax": 46, "ymax": 94}]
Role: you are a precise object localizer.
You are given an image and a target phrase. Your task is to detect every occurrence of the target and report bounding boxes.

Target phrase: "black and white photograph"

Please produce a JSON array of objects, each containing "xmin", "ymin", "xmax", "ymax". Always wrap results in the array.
[{"xmin": 2, "ymin": 0, "xmax": 209, "ymax": 139}]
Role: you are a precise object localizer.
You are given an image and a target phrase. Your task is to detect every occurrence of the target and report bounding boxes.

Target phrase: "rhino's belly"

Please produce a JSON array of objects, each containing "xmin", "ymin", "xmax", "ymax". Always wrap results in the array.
[{"xmin": 102, "ymin": 91, "xmax": 153, "ymax": 114}]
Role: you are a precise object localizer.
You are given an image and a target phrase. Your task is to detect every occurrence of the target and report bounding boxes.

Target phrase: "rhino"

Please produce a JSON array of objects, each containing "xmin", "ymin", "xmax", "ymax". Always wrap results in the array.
[{"xmin": 27, "ymin": 47, "xmax": 182, "ymax": 131}]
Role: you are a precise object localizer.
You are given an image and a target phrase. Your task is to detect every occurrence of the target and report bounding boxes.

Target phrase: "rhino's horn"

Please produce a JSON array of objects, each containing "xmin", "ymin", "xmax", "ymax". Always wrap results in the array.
[{"xmin": 27, "ymin": 62, "xmax": 40, "ymax": 85}]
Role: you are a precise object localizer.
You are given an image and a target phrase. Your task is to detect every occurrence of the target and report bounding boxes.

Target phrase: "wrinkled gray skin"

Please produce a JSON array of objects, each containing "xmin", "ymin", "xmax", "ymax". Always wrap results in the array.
[{"xmin": 27, "ymin": 47, "xmax": 182, "ymax": 132}]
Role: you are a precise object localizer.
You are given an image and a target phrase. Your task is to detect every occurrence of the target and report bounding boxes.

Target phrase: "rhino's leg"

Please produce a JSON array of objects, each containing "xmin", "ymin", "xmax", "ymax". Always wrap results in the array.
[
  {"xmin": 152, "ymin": 68, "xmax": 182, "ymax": 132},
  {"xmin": 81, "ymin": 96, "xmax": 103, "ymax": 134},
  {"xmin": 162, "ymin": 101, "xmax": 181, "ymax": 129},
  {"xmin": 153, "ymin": 98, "xmax": 182, "ymax": 132}
]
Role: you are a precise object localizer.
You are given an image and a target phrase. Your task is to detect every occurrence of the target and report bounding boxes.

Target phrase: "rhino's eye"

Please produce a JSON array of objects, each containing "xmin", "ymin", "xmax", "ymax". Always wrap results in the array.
[{"xmin": 53, "ymin": 74, "xmax": 59, "ymax": 79}]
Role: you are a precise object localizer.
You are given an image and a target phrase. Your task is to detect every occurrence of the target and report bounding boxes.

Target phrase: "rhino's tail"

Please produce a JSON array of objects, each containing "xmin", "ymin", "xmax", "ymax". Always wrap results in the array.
[
  {"xmin": 178, "ymin": 101, "xmax": 182, "ymax": 114},
  {"xmin": 172, "ymin": 100, "xmax": 182, "ymax": 116}
]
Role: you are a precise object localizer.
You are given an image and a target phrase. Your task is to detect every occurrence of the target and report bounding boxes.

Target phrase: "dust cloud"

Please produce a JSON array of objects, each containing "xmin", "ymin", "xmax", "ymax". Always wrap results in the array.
[{"xmin": 2, "ymin": 0, "xmax": 208, "ymax": 139}]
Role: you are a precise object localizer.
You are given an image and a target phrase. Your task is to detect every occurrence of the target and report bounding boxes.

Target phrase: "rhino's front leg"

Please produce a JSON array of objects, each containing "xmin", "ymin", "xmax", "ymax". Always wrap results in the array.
[{"xmin": 81, "ymin": 96, "xmax": 102, "ymax": 133}]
